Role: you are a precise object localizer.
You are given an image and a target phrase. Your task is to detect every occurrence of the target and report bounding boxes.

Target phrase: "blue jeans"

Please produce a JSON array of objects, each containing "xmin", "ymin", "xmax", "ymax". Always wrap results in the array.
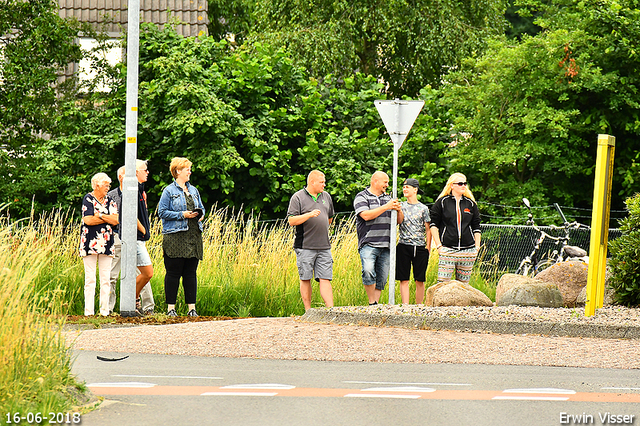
[{"xmin": 359, "ymin": 245, "xmax": 390, "ymax": 290}]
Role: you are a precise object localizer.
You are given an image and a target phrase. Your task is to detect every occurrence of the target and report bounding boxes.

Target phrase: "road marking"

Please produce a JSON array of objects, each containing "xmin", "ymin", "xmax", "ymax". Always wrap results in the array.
[
  {"xmin": 492, "ymin": 396, "xmax": 570, "ymax": 401},
  {"xmin": 344, "ymin": 381, "xmax": 471, "ymax": 387},
  {"xmin": 87, "ymin": 385, "xmax": 640, "ymax": 402},
  {"xmin": 361, "ymin": 387, "xmax": 436, "ymax": 393},
  {"xmin": 88, "ymin": 382, "xmax": 157, "ymax": 388},
  {"xmin": 502, "ymin": 388, "xmax": 576, "ymax": 394},
  {"xmin": 345, "ymin": 394, "xmax": 421, "ymax": 399},
  {"xmin": 201, "ymin": 392, "xmax": 278, "ymax": 397},
  {"xmin": 113, "ymin": 375, "xmax": 223, "ymax": 380},
  {"xmin": 221, "ymin": 384, "xmax": 296, "ymax": 390}
]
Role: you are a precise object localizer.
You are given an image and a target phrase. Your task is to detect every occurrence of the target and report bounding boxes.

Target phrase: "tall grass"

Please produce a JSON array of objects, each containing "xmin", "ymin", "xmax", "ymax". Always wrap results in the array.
[
  {"xmin": 0, "ymin": 213, "xmax": 84, "ymax": 413},
  {"xmin": 26, "ymin": 208, "xmax": 499, "ymax": 317}
]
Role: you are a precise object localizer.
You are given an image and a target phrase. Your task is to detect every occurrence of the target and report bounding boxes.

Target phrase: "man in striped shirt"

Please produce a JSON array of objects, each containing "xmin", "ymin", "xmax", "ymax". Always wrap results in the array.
[{"xmin": 353, "ymin": 171, "xmax": 403, "ymax": 305}]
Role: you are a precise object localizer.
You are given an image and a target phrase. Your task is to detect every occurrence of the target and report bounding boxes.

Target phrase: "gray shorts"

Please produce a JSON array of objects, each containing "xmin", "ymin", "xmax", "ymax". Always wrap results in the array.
[
  {"xmin": 136, "ymin": 241, "xmax": 152, "ymax": 267},
  {"xmin": 294, "ymin": 248, "xmax": 333, "ymax": 281}
]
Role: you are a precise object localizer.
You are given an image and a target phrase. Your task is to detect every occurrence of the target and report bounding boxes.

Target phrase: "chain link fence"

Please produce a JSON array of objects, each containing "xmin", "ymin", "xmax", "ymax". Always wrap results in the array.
[
  {"xmin": 242, "ymin": 212, "xmax": 623, "ymax": 275},
  {"xmin": 479, "ymin": 224, "xmax": 622, "ymax": 273}
]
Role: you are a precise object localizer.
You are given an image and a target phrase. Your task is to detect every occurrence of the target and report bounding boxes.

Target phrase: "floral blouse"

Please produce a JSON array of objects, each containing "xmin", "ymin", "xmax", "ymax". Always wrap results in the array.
[{"xmin": 79, "ymin": 192, "xmax": 118, "ymax": 257}]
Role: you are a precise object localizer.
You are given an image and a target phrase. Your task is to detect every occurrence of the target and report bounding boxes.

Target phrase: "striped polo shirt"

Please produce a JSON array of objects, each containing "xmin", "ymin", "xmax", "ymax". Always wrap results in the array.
[{"xmin": 353, "ymin": 188, "xmax": 392, "ymax": 249}]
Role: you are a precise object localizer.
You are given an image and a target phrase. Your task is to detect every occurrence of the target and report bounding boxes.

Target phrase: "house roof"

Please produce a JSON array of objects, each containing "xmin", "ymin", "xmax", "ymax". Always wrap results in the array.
[{"xmin": 58, "ymin": 0, "xmax": 209, "ymax": 37}]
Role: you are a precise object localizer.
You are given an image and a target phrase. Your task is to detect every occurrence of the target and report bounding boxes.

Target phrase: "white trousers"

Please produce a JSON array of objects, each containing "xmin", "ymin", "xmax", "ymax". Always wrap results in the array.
[{"xmin": 83, "ymin": 254, "xmax": 112, "ymax": 316}]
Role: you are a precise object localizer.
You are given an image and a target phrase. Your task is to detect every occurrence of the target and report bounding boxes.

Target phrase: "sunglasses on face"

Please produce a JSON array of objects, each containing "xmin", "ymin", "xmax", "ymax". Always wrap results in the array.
[{"xmin": 453, "ymin": 182, "xmax": 467, "ymax": 186}]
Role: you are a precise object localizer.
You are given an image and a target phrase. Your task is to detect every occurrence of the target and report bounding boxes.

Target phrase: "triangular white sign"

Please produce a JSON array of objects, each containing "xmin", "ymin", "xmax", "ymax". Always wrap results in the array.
[{"xmin": 375, "ymin": 99, "xmax": 425, "ymax": 148}]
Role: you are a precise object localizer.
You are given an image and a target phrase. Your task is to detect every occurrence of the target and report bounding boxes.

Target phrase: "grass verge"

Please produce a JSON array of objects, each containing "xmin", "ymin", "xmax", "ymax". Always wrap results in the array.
[{"xmin": 0, "ymin": 214, "xmax": 86, "ymax": 415}]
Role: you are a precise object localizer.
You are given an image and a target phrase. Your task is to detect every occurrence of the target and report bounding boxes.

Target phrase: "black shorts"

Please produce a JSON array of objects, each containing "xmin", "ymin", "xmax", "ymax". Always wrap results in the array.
[{"xmin": 395, "ymin": 243, "xmax": 429, "ymax": 282}]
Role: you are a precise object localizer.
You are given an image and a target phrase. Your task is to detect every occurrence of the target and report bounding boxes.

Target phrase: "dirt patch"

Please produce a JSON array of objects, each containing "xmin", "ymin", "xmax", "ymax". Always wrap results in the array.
[{"xmin": 65, "ymin": 314, "xmax": 236, "ymax": 328}]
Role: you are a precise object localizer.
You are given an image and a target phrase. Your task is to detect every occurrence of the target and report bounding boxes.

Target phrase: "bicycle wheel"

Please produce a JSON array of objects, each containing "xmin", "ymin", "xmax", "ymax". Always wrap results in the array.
[
  {"xmin": 534, "ymin": 259, "xmax": 555, "ymax": 276},
  {"xmin": 515, "ymin": 262, "xmax": 534, "ymax": 277}
]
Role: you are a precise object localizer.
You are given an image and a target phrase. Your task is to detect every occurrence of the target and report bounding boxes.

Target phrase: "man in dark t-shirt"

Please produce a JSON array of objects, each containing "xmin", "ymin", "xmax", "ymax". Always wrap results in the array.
[{"xmin": 287, "ymin": 170, "xmax": 335, "ymax": 311}]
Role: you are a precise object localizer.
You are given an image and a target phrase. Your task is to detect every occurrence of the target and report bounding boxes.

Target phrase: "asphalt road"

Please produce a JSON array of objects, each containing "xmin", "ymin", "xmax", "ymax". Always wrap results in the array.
[{"xmin": 72, "ymin": 350, "xmax": 640, "ymax": 426}]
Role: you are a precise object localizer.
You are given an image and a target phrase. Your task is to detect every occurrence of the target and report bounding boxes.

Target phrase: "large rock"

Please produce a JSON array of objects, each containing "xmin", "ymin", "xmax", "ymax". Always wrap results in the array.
[
  {"xmin": 495, "ymin": 273, "xmax": 543, "ymax": 304},
  {"xmin": 535, "ymin": 261, "xmax": 588, "ymax": 307},
  {"xmin": 575, "ymin": 265, "xmax": 616, "ymax": 306},
  {"xmin": 497, "ymin": 283, "xmax": 564, "ymax": 308},
  {"xmin": 576, "ymin": 284, "xmax": 617, "ymax": 306},
  {"xmin": 425, "ymin": 280, "xmax": 493, "ymax": 307}
]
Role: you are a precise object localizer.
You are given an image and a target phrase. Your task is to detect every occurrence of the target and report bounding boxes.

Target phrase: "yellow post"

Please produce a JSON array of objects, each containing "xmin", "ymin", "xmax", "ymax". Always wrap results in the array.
[{"xmin": 585, "ymin": 134, "xmax": 615, "ymax": 316}]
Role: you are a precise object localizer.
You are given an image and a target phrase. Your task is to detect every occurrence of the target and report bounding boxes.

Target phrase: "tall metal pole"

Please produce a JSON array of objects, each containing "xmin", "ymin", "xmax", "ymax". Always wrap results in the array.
[
  {"xmin": 585, "ymin": 134, "xmax": 615, "ymax": 317},
  {"xmin": 120, "ymin": 0, "xmax": 141, "ymax": 316},
  {"xmin": 388, "ymin": 103, "xmax": 400, "ymax": 305}
]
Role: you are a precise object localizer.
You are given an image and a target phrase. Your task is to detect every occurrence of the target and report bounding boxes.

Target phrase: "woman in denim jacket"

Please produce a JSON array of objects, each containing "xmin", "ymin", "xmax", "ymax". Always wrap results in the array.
[{"xmin": 157, "ymin": 157, "xmax": 205, "ymax": 317}]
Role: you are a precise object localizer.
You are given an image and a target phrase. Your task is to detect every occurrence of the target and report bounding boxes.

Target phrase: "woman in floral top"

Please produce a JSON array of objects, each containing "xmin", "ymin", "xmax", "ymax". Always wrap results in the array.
[{"xmin": 79, "ymin": 172, "xmax": 119, "ymax": 316}]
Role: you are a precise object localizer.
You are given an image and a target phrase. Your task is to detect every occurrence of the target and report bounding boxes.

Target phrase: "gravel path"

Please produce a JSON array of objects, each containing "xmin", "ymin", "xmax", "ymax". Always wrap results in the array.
[
  {"xmin": 64, "ymin": 305, "xmax": 640, "ymax": 369},
  {"xmin": 328, "ymin": 305, "xmax": 640, "ymax": 326}
]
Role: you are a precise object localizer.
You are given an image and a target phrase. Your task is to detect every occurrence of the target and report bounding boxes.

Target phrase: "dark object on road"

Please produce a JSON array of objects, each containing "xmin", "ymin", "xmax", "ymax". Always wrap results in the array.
[{"xmin": 97, "ymin": 355, "xmax": 130, "ymax": 362}]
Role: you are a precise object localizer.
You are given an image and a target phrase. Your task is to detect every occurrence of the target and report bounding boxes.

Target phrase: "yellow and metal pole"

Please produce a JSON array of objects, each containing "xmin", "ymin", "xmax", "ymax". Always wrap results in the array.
[{"xmin": 585, "ymin": 134, "xmax": 615, "ymax": 317}]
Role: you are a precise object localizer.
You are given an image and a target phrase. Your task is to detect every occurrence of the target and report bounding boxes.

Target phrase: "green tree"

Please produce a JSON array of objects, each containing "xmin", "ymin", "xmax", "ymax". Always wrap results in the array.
[
  {"xmin": 207, "ymin": 0, "xmax": 255, "ymax": 45},
  {"xmin": 247, "ymin": 0, "xmax": 507, "ymax": 97},
  {"xmin": 0, "ymin": 0, "xmax": 92, "ymax": 214},
  {"xmin": 437, "ymin": 0, "xmax": 640, "ymax": 217},
  {"xmin": 135, "ymin": 25, "xmax": 328, "ymax": 214},
  {"xmin": 125, "ymin": 25, "xmax": 447, "ymax": 216},
  {"xmin": 505, "ymin": 0, "xmax": 542, "ymax": 39},
  {"xmin": 3, "ymin": 18, "xmax": 445, "ymax": 219}
]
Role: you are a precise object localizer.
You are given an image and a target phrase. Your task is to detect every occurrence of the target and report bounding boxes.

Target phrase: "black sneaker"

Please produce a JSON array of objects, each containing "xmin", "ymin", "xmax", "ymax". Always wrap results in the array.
[
  {"xmin": 368, "ymin": 301, "xmax": 378, "ymax": 306},
  {"xmin": 187, "ymin": 309, "xmax": 198, "ymax": 317},
  {"xmin": 167, "ymin": 309, "xmax": 177, "ymax": 317}
]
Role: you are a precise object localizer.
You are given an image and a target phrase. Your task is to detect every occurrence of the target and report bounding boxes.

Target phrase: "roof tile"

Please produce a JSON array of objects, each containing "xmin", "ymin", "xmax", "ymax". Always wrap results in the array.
[{"xmin": 57, "ymin": 0, "xmax": 208, "ymax": 35}]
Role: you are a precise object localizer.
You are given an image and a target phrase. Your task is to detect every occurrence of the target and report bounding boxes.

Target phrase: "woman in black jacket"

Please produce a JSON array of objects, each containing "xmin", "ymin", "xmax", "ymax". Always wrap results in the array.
[{"xmin": 430, "ymin": 173, "xmax": 481, "ymax": 283}]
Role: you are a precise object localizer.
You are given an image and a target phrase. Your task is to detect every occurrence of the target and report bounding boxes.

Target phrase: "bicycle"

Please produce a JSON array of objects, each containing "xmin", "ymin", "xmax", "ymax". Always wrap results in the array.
[{"xmin": 515, "ymin": 198, "xmax": 589, "ymax": 277}]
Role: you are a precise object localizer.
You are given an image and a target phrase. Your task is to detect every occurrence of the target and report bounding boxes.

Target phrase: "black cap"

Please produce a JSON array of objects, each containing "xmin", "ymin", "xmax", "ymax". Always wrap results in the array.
[{"xmin": 403, "ymin": 178, "xmax": 424, "ymax": 194}]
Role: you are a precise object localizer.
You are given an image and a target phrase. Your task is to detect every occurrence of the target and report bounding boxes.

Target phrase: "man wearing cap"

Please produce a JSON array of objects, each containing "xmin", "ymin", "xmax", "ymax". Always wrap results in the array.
[
  {"xmin": 287, "ymin": 170, "xmax": 335, "ymax": 311},
  {"xmin": 353, "ymin": 171, "xmax": 403, "ymax": 305},
  {"xmin": 396, "ymin": 178, "xmax": 432, "ymax": 304}
]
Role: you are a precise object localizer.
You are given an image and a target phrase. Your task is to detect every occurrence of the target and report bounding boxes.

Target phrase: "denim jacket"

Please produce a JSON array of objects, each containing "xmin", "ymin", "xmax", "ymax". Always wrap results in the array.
[{"xmin": 158, "ymin": 181, "xmax": 205, "ymax": 234}]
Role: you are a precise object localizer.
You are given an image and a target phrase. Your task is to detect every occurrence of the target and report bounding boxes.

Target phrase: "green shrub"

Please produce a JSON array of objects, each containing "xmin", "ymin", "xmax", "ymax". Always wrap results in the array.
[{"xmin": 609, "ymin": 193, "xmax": 640, "ymax": 306}]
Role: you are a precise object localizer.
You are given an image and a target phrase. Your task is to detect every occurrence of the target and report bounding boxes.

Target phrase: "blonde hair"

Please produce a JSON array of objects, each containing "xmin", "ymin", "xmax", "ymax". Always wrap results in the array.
[
  {"xmin": 437, "ymin": 172, "xmax": 475, "ymax": 201},
  {"xmin": 169, "ymin": 157, "xmax": 192, "ymax": 179},
  {"xmin": 91, "ymin": 172, "xmax": 111, "ymax": 190}
]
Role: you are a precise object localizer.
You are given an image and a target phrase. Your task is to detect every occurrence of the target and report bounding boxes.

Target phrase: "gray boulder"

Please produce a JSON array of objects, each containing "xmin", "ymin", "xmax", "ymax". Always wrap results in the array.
[
  {"xmin": 571, "ymin": 263, "xmax": 617, "ymax": 306},
  {"xmin": 576, "ymin": 284, "xmax": 616, "ymax": 306},
  {"xmin": 425, "ymin": 280, "xmax": 493, "ymax": 307},
  {"xmin": 575, "ymin": 265, "xmax": 616, "ymax": 306},
  {"xmin": 495, "ymin": 273, "xmax": 542, "ymax": 304},
  {"xmin": 496, "ymin": 273, "xmax": 563, "ymax": 307},
  {"xmin": 535, "ymin": 261, "xmax": 588, "ymax": 307}
]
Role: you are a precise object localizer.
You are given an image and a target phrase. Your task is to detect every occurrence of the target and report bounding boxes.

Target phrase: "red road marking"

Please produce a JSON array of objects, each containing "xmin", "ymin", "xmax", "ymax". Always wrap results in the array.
[{"xmin": 88, "ymin": 385, "xmax": 640, "ymax": 402}]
